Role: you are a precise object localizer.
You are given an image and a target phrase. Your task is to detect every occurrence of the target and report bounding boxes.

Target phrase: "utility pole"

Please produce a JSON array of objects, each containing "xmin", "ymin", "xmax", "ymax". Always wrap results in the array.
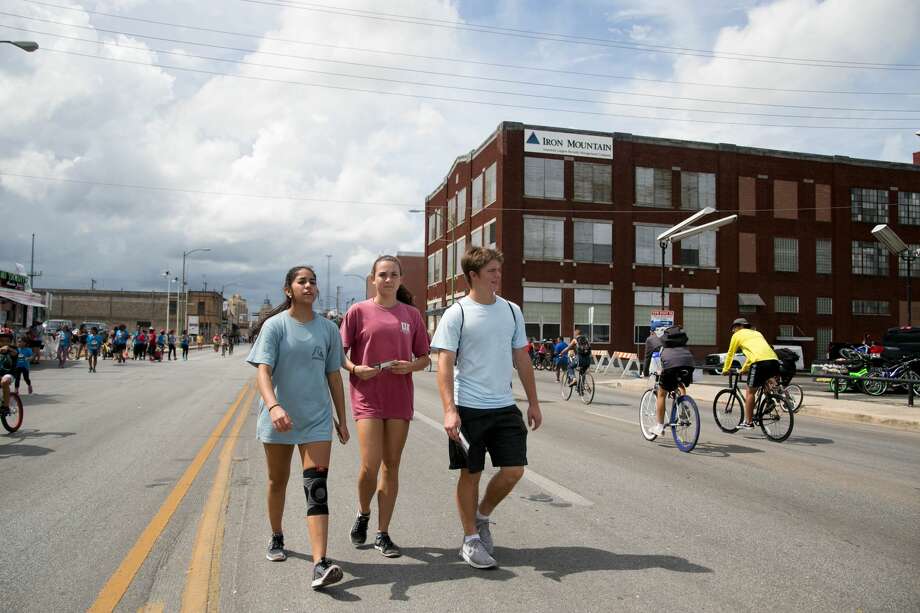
[
  {"xmin": 325, "ymin": 254, "xmax": 332, "ymax": 314},
  {"xmin": 336, "ymin": 285, "xmax": 341, "ymax": 315},
  {"xmin": 28, "ymin": 233, "xmax": 42, "ymax": 290},
  {"xmin": 90, "ymin": 278, "xmax": 97, "ymax": 290}
]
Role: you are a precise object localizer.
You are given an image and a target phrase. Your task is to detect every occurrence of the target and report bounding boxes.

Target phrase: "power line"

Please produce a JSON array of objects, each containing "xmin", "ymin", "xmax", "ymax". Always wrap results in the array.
[
  {"xmin": 5, "ymin": 16, "xmax": 918, "ymax": 115},
  {"xmin": 2, "ymin": 171, "xmax": 910, "ymax": 216},
  {"xmin": 31, "ymin": 47, "xmax": 920, "ymax": 131},
  {"xmin": 19, "ymin": 0, "xmax": 920, "ymax": 96},
  {"xmin": 7, "ymin": 25, "xmax": 916, "ymax": 122},
  {"xmin": 239, "ymin": 0, "xmax": 920, "ymax": 71}
]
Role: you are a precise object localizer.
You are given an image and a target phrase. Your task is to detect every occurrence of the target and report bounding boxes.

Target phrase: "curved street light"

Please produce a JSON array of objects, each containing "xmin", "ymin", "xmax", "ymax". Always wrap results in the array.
[
  {"xmin": 180, "ymin": 248, "xmax": 211, "ymax": 335},
  {"xmin": 1, "ymin": 40, "xmax": 39, "ymax": 52}
]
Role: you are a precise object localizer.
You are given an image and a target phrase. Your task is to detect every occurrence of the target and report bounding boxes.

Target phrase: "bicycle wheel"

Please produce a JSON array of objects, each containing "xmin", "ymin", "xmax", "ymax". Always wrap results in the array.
[
  {"xmin": 712, "ymin": 389, "xmax": 743, "ymax": 433},
  {"xmin": 784, "ymin": 384, "xmax": 804, "ymax": 413},
  {"xmin": 758, "ymin": 395, "xmax": 793, "ymax": 442},
  {"xmin": 560, "ymin": 375, "xmax": 573, "ymax": 400},
  {"xmin": 579, "ymin": 373, "xmax": 595, "ymax": 405},
  {"xmin": 861, "ymin": 369, "xmax": 887, "ymax": 397},
  {"xmin": 639, "ymin": 389, "xmax": 658, "ymax": 441},
  {"xmin": 671, "ymin": 395, "xmax": 700, "ymax": 452},
  {"xmin": 903, "ymin": 370, "xmax": 920, "ymax": 396},
  {"xmin": 1, "ymin": 392, "xmax": 23, "ymax": 433}
]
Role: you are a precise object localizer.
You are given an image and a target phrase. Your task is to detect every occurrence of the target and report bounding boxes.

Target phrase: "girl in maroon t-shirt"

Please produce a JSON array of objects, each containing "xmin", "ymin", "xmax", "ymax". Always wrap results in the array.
[{"xmin": 340, "ymin": 255, "xmax": 430, "ymax": 558}]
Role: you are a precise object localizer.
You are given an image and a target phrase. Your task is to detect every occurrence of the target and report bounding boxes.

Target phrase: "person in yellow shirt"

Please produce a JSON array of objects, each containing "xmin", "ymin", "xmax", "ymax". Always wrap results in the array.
[{"xmin": 721, "ymin": 318, "xmax": 780, "ymax": 429}]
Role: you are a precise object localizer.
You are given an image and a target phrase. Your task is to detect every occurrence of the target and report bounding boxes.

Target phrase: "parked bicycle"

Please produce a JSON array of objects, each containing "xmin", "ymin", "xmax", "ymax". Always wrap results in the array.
[
  {"xmin": 713, "ymin": 370, "xmax": 794, "ymax": 441},
  {"xmin": 863, "ymin": 356, "xmax": 920, "ymax": 396},
  {"xmin": 560, "ymin": 364, "xmax": 595, "ymax": 405},
  {"xmin": 1, "ymin": 390, "xmax": 23, "ymax": 433},
  {"xmin": 639, "ymin": 367, "xmax": 700, "ymax": 452}
]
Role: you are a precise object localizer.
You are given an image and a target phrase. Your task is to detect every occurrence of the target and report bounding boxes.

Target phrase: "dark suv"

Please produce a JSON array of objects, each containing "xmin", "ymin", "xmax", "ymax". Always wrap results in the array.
[{"xmin": 880, "ymin": 326, "xmax": 920, "ymax": 361}]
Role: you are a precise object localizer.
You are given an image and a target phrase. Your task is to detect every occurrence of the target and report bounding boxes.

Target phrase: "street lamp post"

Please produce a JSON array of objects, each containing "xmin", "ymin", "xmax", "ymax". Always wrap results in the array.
[
  {"xmin": 872, "ymin": 224, "xmax": 919, "ymax": 326},
  {"xmin": 162, "ymin": 270, "xmax": 175, "ymax": 331},
  {"xmin": 655, "ymin": 207, "xmax": 737, "ymax": 309},
  {"xmin": 1, "ymin": 40, "xmax": 39, "ymax": 52},
  {"xmin": 181, "ymin": 247, "xmax": 211, "ymax": 335}
]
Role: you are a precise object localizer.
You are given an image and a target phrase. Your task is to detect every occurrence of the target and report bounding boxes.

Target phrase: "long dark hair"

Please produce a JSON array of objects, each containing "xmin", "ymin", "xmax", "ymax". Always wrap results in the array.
[
  {"xmin": 251, "ymin": 265, "xmax": 317, "ymax": 338},
  {"xmin": 371, "ymin": 255, "xmax": 413, "ymax": 306}
]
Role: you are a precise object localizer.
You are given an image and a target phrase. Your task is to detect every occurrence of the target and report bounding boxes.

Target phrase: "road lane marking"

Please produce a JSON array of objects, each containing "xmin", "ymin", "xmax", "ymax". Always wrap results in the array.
[
  {"xmin": 585, "ymin": 410, "xmax": 637, "ymax": 426},
  {"xmin": 181, "ymin": 385, "xmax": 255, "ymax": 612},
  {"xmin": 88, "ymin": 382, "xmax": 252, "ymax": 613},
  {"xmin": 413, "ymin": 411, "xmax": 593, "ymax": 507},
  {"xmin": 137, "ymin": 603, "xmax": 164, "ymax": 613}
]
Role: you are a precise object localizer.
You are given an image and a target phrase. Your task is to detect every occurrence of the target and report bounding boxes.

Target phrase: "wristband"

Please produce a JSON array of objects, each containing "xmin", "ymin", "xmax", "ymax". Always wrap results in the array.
[{"xmin": 268, "ymin": 403, "xmax": 281, "ymax": 411}]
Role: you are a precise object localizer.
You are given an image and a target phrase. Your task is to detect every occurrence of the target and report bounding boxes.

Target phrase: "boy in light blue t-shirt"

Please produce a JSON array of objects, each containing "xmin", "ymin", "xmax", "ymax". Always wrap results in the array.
[{"xmin": 431, "ymin": 246, "xmax": 542, "ymax": 571}]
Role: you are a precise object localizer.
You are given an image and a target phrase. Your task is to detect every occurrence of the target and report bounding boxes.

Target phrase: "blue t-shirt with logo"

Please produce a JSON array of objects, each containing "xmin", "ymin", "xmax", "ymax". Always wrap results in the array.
[
  {"xmin": 17, "ymin": 347, "xmax": 33, "ymax": 370},
  {"xmin": 58, "ymin": 331, "xmax": 71, "ymax": 347},
  {"xmin": 86, "ymin": 334, "xmax": 102, "ymax": 352},
  {"xmin": 246, "ymin": 311, "xmax": 344, "ymax": 444},
  {"xmin": 430, "ymin": 296, "xmax": 528, "ymax": 410}
]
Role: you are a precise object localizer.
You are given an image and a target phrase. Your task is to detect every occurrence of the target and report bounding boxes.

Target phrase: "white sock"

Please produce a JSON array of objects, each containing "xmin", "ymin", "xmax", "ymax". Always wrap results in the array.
[
  {"xmin": 476, "ymin": 510, "xmax": 490, "ymax": 522},
  {"xmin": 464, "ymin": 534, "xmax": 481, "ymax": 544}
]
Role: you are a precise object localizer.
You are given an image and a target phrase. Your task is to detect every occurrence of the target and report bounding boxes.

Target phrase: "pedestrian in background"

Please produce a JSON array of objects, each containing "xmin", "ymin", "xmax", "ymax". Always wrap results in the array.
[
  {"xmin": 340, "ymin": 255, "xmax": 430, "ymax": 558},
  {"xmin": 14, "ymin": 337, "xmax": 33, "ymax": 394},
  {"xmin": 247, "ymin": 265, "xmax": 350, "ymax": 590},
  {"xmin": 86, "ymin": 327, "xmax": 102, "ymax": 373},
  {"xmin": 167, "ymin": 330, "xmax": 177, "ymax": 361},
  {"xmin": 57, "ymin": 325, "xmax": 72, "ymax": 368},
  {"xmin": 180, "ymin": 330, "xmax": 190, "ymax": 360}
]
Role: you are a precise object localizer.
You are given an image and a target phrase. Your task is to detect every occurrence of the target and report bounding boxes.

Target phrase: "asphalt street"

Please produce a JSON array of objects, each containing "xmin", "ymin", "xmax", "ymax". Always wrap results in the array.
[{"xmin": 1, "ymin": 350, "xmax": 917, "ymax": 612}]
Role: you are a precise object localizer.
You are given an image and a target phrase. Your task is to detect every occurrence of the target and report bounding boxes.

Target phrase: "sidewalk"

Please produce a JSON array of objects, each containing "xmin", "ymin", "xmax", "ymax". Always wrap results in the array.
[{"xmin": 599, "ymin": 374, "xmax": 920, "ymax": 432}]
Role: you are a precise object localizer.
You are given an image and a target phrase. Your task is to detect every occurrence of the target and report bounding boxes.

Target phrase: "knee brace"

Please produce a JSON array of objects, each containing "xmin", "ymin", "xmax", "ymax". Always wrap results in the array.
[{"xmin": 303, "ymin": 467, "xmax": 329, "ymax": 516}]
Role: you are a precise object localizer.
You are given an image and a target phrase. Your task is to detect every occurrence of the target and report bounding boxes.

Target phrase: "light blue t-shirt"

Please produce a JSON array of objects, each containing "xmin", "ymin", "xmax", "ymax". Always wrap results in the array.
[
  {"xmin": 246, "ymin": 311, "xmax": 344, "ymax": 444},
  {"xmin": 430, "ymin": 296, "xmax": 527, "ymax": 409},
  {"xmin": 86, "ymin": 334, "xmax": 102, "ymax": 351}
]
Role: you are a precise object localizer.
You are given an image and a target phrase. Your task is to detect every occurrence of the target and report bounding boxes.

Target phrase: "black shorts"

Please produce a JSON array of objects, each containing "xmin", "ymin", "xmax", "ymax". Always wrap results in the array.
[
  {"xmin": 659, "ymin": 366, "xmax": 693, "ymax": 392},
  {"xmin": 575, "ymin": 353, "xmax": 591, "ymax": 372},
  {"xmin": 449, "ymin": 405, "xmax": 528, "ymax": 474},
  {"xmin": 747, "ymin": 360, "xmax": 780, "ymax": 388}
]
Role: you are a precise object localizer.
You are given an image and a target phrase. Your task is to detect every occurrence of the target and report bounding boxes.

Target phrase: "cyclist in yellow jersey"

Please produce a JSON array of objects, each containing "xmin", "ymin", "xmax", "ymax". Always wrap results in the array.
[{"xmin": 721, "ymin": 318, "xmax": 780, "ymax": 429}]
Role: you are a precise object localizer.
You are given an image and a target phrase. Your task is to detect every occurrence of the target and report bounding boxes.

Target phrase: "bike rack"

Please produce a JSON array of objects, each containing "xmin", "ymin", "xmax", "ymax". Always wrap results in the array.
[{"xmin": 815, "ymin": 372, "xmax": 917, "ymax": 406}]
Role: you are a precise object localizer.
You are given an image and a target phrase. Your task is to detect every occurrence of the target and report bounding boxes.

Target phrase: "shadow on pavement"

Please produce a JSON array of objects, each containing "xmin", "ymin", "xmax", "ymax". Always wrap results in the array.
[
  {"xmin": 690, "ymin": 442, "xmax": 765, "ymax": 457},
  {"xmin": 3, "ymin": 429, "xmax": 75, "ymax": 440},
  {"xmin": 17, "ymin": 394, "xmax": 65, "ymax": 406},
  {"xmin": 0, "ymin": 443, "xmax": 56, "ymax": 458},
  {"xmin": 784, "ymin": 436, "xmax": 834, "ymax": 446},
  {"xmin": 313, "ymin": 545, "xmax": 711, "ymax": 602}
]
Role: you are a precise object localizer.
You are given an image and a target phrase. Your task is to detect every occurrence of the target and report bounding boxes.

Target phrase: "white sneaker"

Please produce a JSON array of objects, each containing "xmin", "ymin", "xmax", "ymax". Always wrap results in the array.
[{"xmin": 651, "ymin": 423, "xmax": 666, "ymax": 436}]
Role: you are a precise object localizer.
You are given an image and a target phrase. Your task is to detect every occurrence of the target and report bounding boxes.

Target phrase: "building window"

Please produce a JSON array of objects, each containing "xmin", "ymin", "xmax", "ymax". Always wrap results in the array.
[
  {"xmin": 739, "ymin": 176, "xmax": 756, "ymax": 216},
  {"xmin": 679, "ymin": 231, "xmax": 716, "ymax": 267},
  {"xmin": 852, "ymin": 299, "xmax": 890, "ymax": 316},
  {"xmin": 816, "ymin": 239, "xmax": 832, "ymax": 275},
  {"xmin": 774, "ymin": 238, "xmax": 798, "ymax": 272},
  {"xmin": 453, "ymin": 236, "xmax": 466, "ymax": 277},
  {"xmin": 634, "ymin": 290, "xmax": 670, "ymax": 327},
  {"xmin": 427, "ymin": 210, "xmax": 442, "ymax": 244},
  {"xmin": 683, "ymin": 293, "xmax": 717, "ymax": 345},
  {"xmin": 775, "ymin": 296, "xmax": 799, "ymax": 313},
  {"xmin": 524, "ymin": 216, "xmax": 564, "ymax": 260},
  {"xmin": 456, "ymin": 187, "xmax": 467, "ymax": 225},
  {"xmin": 484, "ymin": 219, "xmax": 497, "ymax": 248},
  {"xmin": 816, "ymin": 296, "xmax": 833, "ymax": 315},
  {"xmin": 816, "ymin": 327, "xmax": 833, "ymax": 358},
  {"xmin": 899, "ymin": 191, "xmax": 920, "ymax": 226},
  {"xmin": 635, "ymin": 225, "xmax": 672, "ymax": 265},
  {"xmin": 816, "ymin": 184, "xmax": 832, "ymax": 222},
  {"xmin": 739, "ymin": 233, "xmax": 756, "ymax": 273},
  {"xmin": 851, "ymin": 241, "xmax": 888, "ymax": 276},
  {"xmin": 574, "ymin": 162, "xmax": 612, "ymax": 203},
  {"xmin": 197, "ymin": 301, "xmax": 206, "ymax": 316},
  {"xmin": 523, "ymin": 286, "xmax": 562, "ymax": 340},
  {"xmin": 471, "ymin": 174, "xmax": 483, "ymax": 214},
  {"xmin": 574, "ymin": 288, "xmax": 610, "ymax": 343},
  {"xmin": 427, "ymin": 250, "xmax": 442, "ymax": 286},
  {"xmin": 778, "ymin": 325, "xmax": 795, "ymax": 337},
  {"xmin": 574, "ymin": 220, "xmax": 613, "ymax": 263},
  {"xmin": 524, "ymin": 157, "xmax": 564, "ymax": 199},
  {"xmin": 773, "ymin": 179, "xmax": 798, "ymax": 219},
  {"xmin": 446, "ymin": 195, "xmax": 457, "ymax": 228},
  {"xmin": 680, "ymin": 172, "xmax": 716, "ymax": 210},
  {"xmin": 485, "ymin": 163, "xmax": 497, "ymax": 206},
  {"xmin": 851, "ymin": 187, "xmax": 888, "ymax": 224},
  {"xmin": 471, "ymin": 226, "xmax": 482, "ymax": 248},
  {"xmin": 635, "ymin": 167, "xmax": 672, "ymax": 207},
  {"xmin": 899, "ymin": 244, "xmax": 920, "ymax": 277}
]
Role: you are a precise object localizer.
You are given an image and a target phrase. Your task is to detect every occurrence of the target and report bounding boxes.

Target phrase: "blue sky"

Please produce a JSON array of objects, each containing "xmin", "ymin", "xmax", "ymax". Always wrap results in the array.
[{"xmin": 1, "ymin": 0, "xmax": 918, "ymax": 310}]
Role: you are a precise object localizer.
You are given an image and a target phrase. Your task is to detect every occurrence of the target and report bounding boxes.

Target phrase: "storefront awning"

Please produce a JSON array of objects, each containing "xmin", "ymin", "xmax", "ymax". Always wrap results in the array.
[
  {"xmin": 738, "ymin": 293, "xmax": 765, "ymax": 307},
  {"xmin": 0, "ymin": 288, "xmax": 47, "ymax": 308}
]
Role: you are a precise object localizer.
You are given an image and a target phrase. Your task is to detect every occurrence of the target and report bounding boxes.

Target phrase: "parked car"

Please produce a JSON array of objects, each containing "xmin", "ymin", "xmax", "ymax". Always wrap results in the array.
[
  {"xmin": 879, "ymin": 326, "xmax": 920, "ymax": 362},
  {"xmin": 79, "ymin": 321, "xmax": 109, "ymax": 334},
  {"xmin": 43, "ymin": 319, "xmax": 73, "ymax": 335},
  {"xmin": 704, "ymin": 345, "xmax": 804, "ymax": 374}
]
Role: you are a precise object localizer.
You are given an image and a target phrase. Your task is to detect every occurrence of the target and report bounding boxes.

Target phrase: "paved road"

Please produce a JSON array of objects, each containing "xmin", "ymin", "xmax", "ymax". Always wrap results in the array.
[{"xmin": 1, "ymin": 352, "xmax": 917, "ymax": 612}]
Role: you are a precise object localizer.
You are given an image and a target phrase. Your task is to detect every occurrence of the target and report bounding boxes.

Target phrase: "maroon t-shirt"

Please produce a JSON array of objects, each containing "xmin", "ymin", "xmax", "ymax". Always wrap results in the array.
[{"xmin": 340, "ymin": 300, "xmax": 430, "ymax": 420}]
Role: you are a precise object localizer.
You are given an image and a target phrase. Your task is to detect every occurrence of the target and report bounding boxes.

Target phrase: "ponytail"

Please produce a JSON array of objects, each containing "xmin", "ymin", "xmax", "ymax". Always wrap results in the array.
[{"xmin": 396, "ymin": 285, "xmax": 414, "ymax": 306}]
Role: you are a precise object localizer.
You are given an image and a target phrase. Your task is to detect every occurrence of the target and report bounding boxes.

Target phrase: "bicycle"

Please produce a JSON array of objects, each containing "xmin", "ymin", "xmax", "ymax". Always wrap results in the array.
[
  {"xmin": 1, "ymin": 391, "xmax": 23, "ymax": 433},
  {"xmin": 560, "ymin": 365, "xmax": 595, "ymax": 405},
  {"xmin": 712, "ymin": 370, "xmax": 794, "ymax": 442},
  {"xmin": 638, "ymin": 367, "xmax": 700, "ymax": 452},
  {"xmin": 863, "ymin": 357, "xmax": 920, "ymax": 397},
  {"xmin": 782, "ymin": 381, "xmax": 804, "ymax": 413}
]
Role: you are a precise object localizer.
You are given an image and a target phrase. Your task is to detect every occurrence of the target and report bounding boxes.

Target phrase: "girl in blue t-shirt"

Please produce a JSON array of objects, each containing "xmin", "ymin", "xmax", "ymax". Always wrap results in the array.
[
  {"xmin": 15, "ymin": 338, "xmax": 33, "ymax": 394},
  {"xmin": 246, "ymin": 265, "xmax": 350, "ymax": 590},
  {"xmin": 86, "ymin": 327, "xmax": 102, "ymax": 373}
]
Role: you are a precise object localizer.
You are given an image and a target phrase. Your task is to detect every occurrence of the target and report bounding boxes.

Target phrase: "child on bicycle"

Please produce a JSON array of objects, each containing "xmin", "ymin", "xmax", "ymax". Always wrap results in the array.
[
  {"xmin": 652, "ymin": 325, "xmax": 695, "ymax": 436},
  {"xmin": 0, "ymin": 328, "xmax": 19, "ymax": 416},
  {"xmin": 564, "ymin": 328, "xmax": 592, "ymax": 386}
]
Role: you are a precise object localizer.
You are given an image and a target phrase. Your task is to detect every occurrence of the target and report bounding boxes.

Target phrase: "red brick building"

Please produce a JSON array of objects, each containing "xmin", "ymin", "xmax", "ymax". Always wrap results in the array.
[{"xmin": 424, "ymin": 122, "xmax": 920, "ymax": 362}]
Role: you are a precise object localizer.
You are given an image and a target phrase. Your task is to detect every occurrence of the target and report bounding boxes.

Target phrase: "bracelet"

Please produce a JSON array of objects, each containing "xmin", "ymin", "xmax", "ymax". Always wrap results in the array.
[
  {"xmin": 268, "ymin": 403, "xmax": 281, "ymax": 411},
  {"xmin": 350, "ymin": 364, "xmax": 356, "ymax": 374}
]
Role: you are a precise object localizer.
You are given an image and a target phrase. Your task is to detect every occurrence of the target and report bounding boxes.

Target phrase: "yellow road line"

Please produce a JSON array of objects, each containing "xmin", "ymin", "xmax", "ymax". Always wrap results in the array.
[
  {"xmin": 136, "ymin": 603, "xmax": 164, "ymax": 613},
  {"xmin": 88, "ymin": 382, "xmax": 252, "ymax": 613},
  {"xmin": 181, "ymin": 385, "xmax": 256, "ymax": 612}
]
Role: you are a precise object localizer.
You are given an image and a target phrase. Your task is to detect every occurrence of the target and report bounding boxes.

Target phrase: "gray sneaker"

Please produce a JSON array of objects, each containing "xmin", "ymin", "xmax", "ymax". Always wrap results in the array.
[
  {"xmin": 460, "ymin": 538, "xmax": 496, "ymax": 569},
  {"xmin": 266, "ymin": 533, "xmax": 286, "ymax": 561},
  {"xmin": 476, "ymin": 517, "xmax": 494, "ymax": 554}
]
